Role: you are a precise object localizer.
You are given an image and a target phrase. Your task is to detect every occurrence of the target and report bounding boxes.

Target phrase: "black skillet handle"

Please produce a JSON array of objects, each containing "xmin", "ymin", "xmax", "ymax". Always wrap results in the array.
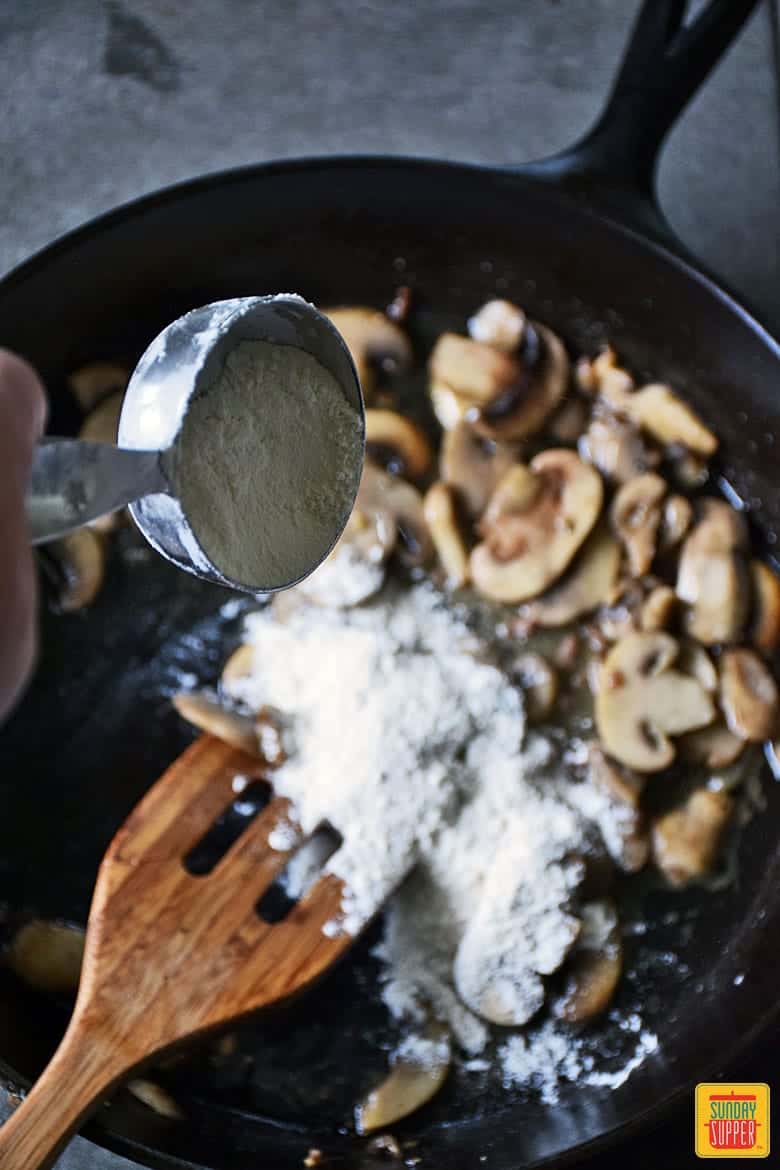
[{"xmin": 518, "ymin": 0, "xmax": 763, "ymax": 249}]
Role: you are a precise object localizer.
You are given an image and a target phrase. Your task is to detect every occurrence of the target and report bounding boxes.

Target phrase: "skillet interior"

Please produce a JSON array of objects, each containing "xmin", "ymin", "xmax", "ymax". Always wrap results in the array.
[{"xmin": 1, "ymin": 159, "xmax": 779, "ymax": 1170}]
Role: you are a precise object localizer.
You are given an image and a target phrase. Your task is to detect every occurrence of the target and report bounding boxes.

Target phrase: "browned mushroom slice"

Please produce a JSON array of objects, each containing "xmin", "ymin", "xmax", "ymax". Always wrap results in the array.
[
  {"xmin": 589, "ymin": 346, "xmax": 636, "ymax": 405},
  {"xmin": 359, "ymin": 463, "xmax": 432, "ymax": 567},
  {"xmin": 639, "ymin": 585, "xmax": 677, "ymax": 632},
  {"xmin": 719, "ymin": 648, "xmax": 779, "ymax": 742},
  {"xmin": 652, "ymin": 788, "xmax": 733, "ymax": 887},
  {"xmin": 221, "ymin": 644, "xmax": 254, "ymax": 688},
  {"xmin": 8, "ymin": 920, "xmax": 85, "ymax": 993},
  {"xmin": 429, "ymin": 324, "xmax": 569, "ymax": 441},
  {"xmin": 355, "ymin": 1028, "xmax": 451, "ymax": 1134},
  {"xmin": 430, "ymin": 381, "xmax": 469, "ymax": 430},
  {"xmin": 48, "ymin": 529, "xmax": 106, "ymax": 612},
  {"xmin": 440, "ymin": 421, "xmax": 518, "ymax": 518},
  {"xmin": 173, "ymin": 692, "xmax": 259, "ymax": 756},
  {"xmin": 547, "ymin": 396, "xmax": 590, "ymax": 444},
  {"xmin": 596, "ymin": 579, "xmax": 646, "ymax": 642},
  {"xmin": 658, "ymin": 494, "xmax": 693, "ymax": 552},
  {"xmin": 470, "ymin": 450, "xmax": 603, "ymax": 603},
  {"xmin": 624, "ymin": 383, "xmax": 718, "ymax": 457},
  {"xmin": 127, "ymin": 1080, "xmax": 184, "ymax": 1120},
  {"xmin": 679, "ymin": 721, "xmax": 745, "ymax": 769},
  {"xmin": 68, "ymin": 362, "xmax": 129, "ymax": 412},
  {"xmin": 750, "ymin": 560, "xmax": 780, "ymax": 653},
  {"xmin": 677, "ymin": 640, "xmax": 718, "ymax": 694},
  {"xmin": 364, "ymin": 409, "xmax": 432, "ymax": 480},
  {"xmin": 554, "ymin": 900, "xmax": 622, "ymax": 1024},
  {"xmin": 423, "ymin": 482, "xmax": 470, "ymax": 589},
  {"xmin": 323, "ymin": 307, "xmax": 412, "ymax": 401},
  {"xmin": 510, "ymin": 652, "xmax": 558, "ymax": 722},
  {"xmin": 595, "ymin": 632, "xmax": 715, "ymax": 771},
  {"xmin": 467, "ymin": 298, "xmax": 526, "ymax": 353},
  {"xmin": 610, "ymin": 472, "xmax": 667, "ymax": 577},
  {"xmin": 78, "ymin": 390, "xmax": 123, "ymax": 444},
  {"xmin": 583, "ymin": 742, "xmax": 649, "ymax": 872},
  {"xmin": 578, "ymin": 410, "xmax": 659, "ymax": 484},
  {"xmin": 528, "ymin": 522, "xmax": 621, "ymax": 628},
  {"xmin": 676, "ymin": 499, "xmax": 750, "ymax": 645}
]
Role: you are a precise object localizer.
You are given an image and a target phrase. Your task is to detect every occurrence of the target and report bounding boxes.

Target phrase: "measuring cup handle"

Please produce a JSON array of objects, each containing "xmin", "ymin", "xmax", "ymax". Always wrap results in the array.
[{"xmin": 26, "ymin": 439, "xmax": 166, "ymax": 545}]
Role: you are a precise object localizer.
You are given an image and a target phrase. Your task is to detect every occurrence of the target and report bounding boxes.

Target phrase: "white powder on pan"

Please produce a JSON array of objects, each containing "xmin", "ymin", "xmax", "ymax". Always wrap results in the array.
[
  {"xmin": 226, "ymin": 582, "xmax": 658, "ymax": 1096},
  {"xmin": 176, "ymin": 340, "xmax": 362, "ymax": 589}
]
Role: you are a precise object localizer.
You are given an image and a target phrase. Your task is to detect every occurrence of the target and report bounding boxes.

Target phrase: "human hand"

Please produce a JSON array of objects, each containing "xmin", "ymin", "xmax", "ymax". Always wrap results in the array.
[{"xmin": 0, "ymin": 351, "xmax": 46, "ymax": 720}]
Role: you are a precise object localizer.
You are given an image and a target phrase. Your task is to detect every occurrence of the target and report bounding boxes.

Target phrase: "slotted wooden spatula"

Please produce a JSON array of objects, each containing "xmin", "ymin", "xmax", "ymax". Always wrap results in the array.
[{"xmin": 0, "ymin": 735, "xmax": 353, "ymax": 1170}]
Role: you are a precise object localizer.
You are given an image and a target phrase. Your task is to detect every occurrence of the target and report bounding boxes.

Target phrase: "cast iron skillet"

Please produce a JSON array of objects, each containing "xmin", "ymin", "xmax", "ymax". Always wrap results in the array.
[{"xmin": 1, "ymin": 2, "xmax": 778, "ymax": 1168}]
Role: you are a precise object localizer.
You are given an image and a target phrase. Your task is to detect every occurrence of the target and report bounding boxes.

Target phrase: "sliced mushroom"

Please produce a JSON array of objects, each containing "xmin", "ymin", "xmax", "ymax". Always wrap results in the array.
[
  {"xmin": 323, "ymin": 307, "xmax": 412, "ymax": 401},
  {"xmin": 624, "ymin": 383, "xmax": 718, "ymax": 457},
  {"xmin": 221, "ymin": 644, "xmax": 254, "ymax": 688},
  {"xmin": 676, "ymin": 500, "xmax": 750, "ymax": 645},
  {"xmin": 595, "ymin": 632, "xmax": 715, "ymax": 771},
  {"xmin": 640, "ymin": 585, "xmax": 677, "ymax": 632},
  {"xmin": 423, "ymin": 482, "xmax": 470, "ymax": 588},
  {"xmin": 610, "ymin": 472, "xmax": 667, "ymax": 577},
  {"xmin": 554, "ymin": 900, "xmax": 622, "ymax": 1024},
  {"xmin": 528, "ymin": 522, "xmax": 621, "ymax": 628},
  {"xmin": 670, "ymin": 448, "xmax": 709, "ymax": 490},
  {"xmin": 364, "ymin": 409, "xmax": 432, "ymax": 480},
  {"xmin": 584, "ymin": 743, "xmax": 649, "ymax": 872},
  {"xmin": 430, "ymin": 381, "xmax": 469, "ymax": 430},
  {"xmin": 510, "ymin": 652, "xmax": 558, "ymax": 723},
  {"xmin": 719, "ymin": 648, "xmax": 779, "ymax": 742},
  {"xmin": 467, "ymin": 298, "xmax": 526, "ymax": 353},
  {"xmin": 8, "ymin": 920, "xmax": 85, "ymax": 993},
  {"xmin": 355, "ymin": 1028, "xmax": 451, "ymax": 1135},
  {"xmin": 586, "ymin": 741, "xmax": 645, "ymax": 808},
  {"xmin": 659, "ymin": 494, "xmax": 693, "ymax": 552},
  {"xmin": 470, "ymin": 450, "xmax": 603, "ymax": 603},
  {"xmin": 429, "ymin": 323, "xmax": 569, "ymax": 441},
  {"xmin": 78, "ymin": 390, "xmax": 123, "ymax": 444},
  {"xmin": 652, "ymin": 788, "xmax": 733, "ymax": 887},
  {"xmin": 750, "ymin": 560, "xmax": 780, "ymax": 653},
  {"xmin": 173, "ymin": 692, "xmax": 259, "ymax": 756},
  {"xmin": 590, "ymin": 346, "xmax": 635, "ymax": 405},
  {"xmin": 677, "ymin": 641, "xmax": 718, "ymax": 693},
  {"xmin": 359, "ymin": 463, "xmax": 432, "ymax": 568},
  {"xmin": 440, "ymin": 421, "xmax": 518, "ymax": 518},
  {"xmin": 578, "ymin": 410, "xmax": 658, "ymax": 484},
  {"xmin": 547, "ymin": 396, "xmax": 590, "ymax": 444},
  {"xmin": 68, "ymin": 362, "xmax": 129, "ymax": 412},
  {"xmin": 679, "ymin": 721, "xmax": 745, "ymax": 769},
  {"xmin": 127, "ymin": 1080, "xmax": 184, "ymax": 1120},
  {"xmin": 596, "ymin": 579, "xmax": 646, "ymax": 642},
  {"xmin": 47, "ymin": 529, "xmax": 106, "ymax": 612}
]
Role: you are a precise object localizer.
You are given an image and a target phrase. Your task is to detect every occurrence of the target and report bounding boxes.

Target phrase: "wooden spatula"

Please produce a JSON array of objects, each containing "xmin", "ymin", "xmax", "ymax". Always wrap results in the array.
[{"xmin": 0, "ymin": 735, "xmax": 352, "ymax": 1170}]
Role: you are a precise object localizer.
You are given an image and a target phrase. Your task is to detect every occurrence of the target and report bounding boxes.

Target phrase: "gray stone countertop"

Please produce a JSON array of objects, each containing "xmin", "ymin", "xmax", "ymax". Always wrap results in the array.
[{"xmin": 0, "ymin": 2, "xmax": 778, "ymax": 1167}]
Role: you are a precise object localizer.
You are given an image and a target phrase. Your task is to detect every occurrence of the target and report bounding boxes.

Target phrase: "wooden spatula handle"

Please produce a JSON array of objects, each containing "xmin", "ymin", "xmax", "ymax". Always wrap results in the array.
[{"xmin": 0, "ymin": 1016, "xmax": 125, "ymax": 1170}]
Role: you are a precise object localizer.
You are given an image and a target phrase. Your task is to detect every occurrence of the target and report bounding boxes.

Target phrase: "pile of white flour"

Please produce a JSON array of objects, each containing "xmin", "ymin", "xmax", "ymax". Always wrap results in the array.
[
  {"xmin": 177, "ymin": 339, "xmax": 362, "ymax": 590},
  {"xmin": 225, "ymin": 583, "xmax": 658, "ymax": 1096}
]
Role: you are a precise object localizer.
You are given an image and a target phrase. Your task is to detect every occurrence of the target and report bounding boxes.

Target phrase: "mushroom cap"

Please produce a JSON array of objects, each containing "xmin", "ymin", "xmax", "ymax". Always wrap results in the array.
[
  {"xmin": 719, "ymin": 647, "xmax": 779, "ymax": 742},
  {"xmin": 625, "ymin": 383, "xmax": 718, "ymax": 457},
  {"xmin": 364, "ymin": 408, "xmax": 432, "ymax": 480},
  {"xmin": 470, "ymin": 449, "xmax": 603, "ymax": 604},
  {"xmin": 750, "ymin": 559, "xmax": 780, "ymax": 653},
  {"xmin": 440, "ymin": 421, "xmax": 518, "ymax": 518},
  {"xmin": 528, "ymin": 520, "xmax": 621, "ymax": 628},
  {"xmin": 429, "ymin": 323, "xmax": 569, "ymax": 441},
  {"xmin": 652, "ymin": 787, "xmax": 733, "ymax": 887},
  {"xmin": 323, "ymin": 307, "xmax": 412, "ymax": 401},
  {"xmin": 610, "ymin": 472, "xmax": 667, "ymax": 578},
  {"xmin": 595, "ymin": 631, "xmax": 715, "ymax": 771},
  {"xmin": 676, "ymin": 499, "xmax": 750, "ymax": 645}
]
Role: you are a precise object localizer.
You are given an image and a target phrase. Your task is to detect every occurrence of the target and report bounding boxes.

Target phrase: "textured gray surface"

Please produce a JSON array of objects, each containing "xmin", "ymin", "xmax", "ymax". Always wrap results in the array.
[{"xmin": 0, "ymin": 2, "xmax": 779, "ymax": 1168}]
